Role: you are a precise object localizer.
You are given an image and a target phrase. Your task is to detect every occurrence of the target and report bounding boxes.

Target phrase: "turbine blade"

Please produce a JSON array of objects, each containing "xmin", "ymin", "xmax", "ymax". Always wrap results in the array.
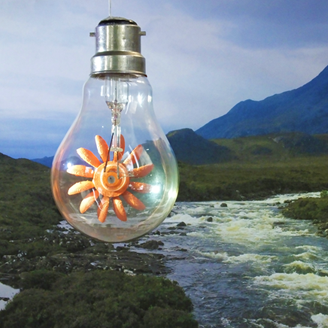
[
  {"xmin": 123, "ymin": 144, "xmax": 143, "ymax": 166},
  {"xmin": 97, "ymin": 196, "xmax": 110, "ymax": 223},
  {"xmin": 131, "ymin": 164, "xmax": 154, "ymax": 178},
  {"xmin": 122, "ymin": 191, "xmax": 145, "ymax": 210},
  {"xmin": 80, "ymin": 190, "xmax": 99, "ymax": 213},
  {"xmin": 68, "ymin": 181, "xmax": 94, "ymax": 195},
  {"xmin": 95, "ymin": 135, "xmax": 109, "ymax": 163},
  {"xmin": 67, "ymin": 165, "xmax": 94, "ymax": 178},
  {"xmin": 112, "ymin": 197, "xmax": 127, "ymax": 221},
  {"xmin": 77, "ymin": 148, "xmax": 102, "ymax": 168},
  {"xmin": 129, "ymin": 182, "xmax": 152, "ymax": 194}
]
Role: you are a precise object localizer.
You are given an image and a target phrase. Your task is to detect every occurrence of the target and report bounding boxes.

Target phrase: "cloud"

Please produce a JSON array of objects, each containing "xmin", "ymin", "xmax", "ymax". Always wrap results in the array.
[
  {"xmin": 1, "ymin": 0, "xmax": 328, "ymax": 158},
  {"xmin": 132, "ymin": 1, "xmax": 328, "ymax": 129},
  {"xmin": 170, "ymin": 0, "xmax": 328, "ymax": 49}
]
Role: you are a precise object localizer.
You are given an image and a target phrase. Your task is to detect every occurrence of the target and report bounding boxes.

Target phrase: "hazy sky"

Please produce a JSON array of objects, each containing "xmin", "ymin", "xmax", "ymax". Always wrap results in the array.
[{"xmin": 1, "ymin": 0, "xmax": 328, "ymax": 159}]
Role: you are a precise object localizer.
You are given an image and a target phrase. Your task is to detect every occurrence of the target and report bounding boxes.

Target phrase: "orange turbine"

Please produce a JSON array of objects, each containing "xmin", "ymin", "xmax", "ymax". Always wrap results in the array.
[{"xmin": 66, "ymin": 135, "xmax": 154, "ymax": 223}]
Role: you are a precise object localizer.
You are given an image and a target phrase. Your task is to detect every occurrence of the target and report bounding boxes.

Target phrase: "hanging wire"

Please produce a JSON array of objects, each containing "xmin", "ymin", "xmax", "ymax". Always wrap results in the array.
[{"xmin": 104, "ymin": 132, "xmax": 114, "ymax": 172}]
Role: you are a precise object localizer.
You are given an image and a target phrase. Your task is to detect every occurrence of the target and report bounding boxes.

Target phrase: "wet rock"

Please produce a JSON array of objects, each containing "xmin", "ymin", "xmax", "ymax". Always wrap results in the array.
[
  {"xmin": 0, "ymin": 228, "xmax": 170, "ymax": 283},
  {"xmin": 115, "ymin": 246, "xmax": 130, "ymax": 252},
  {"xmin": 1, "ymin": 248, "xmax": 169, "ymax": 279},
  {"xmin": 137, "ymin": 240, "xmax": 164, "ymax": 250},
  {"xmin": 158, "ymin": 229, "xmax": 180, "ymax": 236},
  {"xmin": 87, "ymin": 242, "xmax": 114, "ymax": 254},
  {"xmin": 0, "ymin": 297, "xmax": 10, "ymax": 301},
  {"xmin": 206, "ymin": 217, "xmax": 213, "ymax": 222},
  {"xmin": 254, "ymin": 305, "xmax": 316, "ymax": 328},
  {"xmin": 220, "ymin": 203, "xmax": 228, "ymax": 207},
  {"xmin": 177, "ymin": 222, "xmax": 187, "ymax": 227}
]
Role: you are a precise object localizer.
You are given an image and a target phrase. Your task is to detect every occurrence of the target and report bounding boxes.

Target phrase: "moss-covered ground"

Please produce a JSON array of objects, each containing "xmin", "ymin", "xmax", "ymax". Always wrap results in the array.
[
  {"xmin": 0, "ymin": 153, "xmax": 198, "ymax": 327},
  {"xmin": 1, "ymin": 131, "xmax": 328, "ymax": 326},
  {"xmin": 178, "ymin": 156, "xmax": 328, "ymax": 201},
  {"xmin": 0, "ymin": 270, "xmax": 197, "ymax": 328},
  {"xmin": 282, "ymin": 192, "xmax": 328, "ymax": 237}
]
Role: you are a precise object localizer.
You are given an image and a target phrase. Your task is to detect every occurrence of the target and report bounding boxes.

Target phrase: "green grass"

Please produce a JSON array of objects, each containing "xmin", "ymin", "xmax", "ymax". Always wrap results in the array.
[
  {"xmin": 0, "ymin": 154, "xmax": 198, "ymax": 327},
  {"xmin": 178, "ymin": 156, "xmax": 328, "ymax": 201},
  {"xmin": 0, "ymin": 270, "xmax": 197, "ymax": 328},
  {"xmin": 212, "ymin": 135, "xmax": 285, "ymax": 162},
  {"xmin": 176, "ymin": 133, "xmax": 328, "ymax": 201},
  {"xmin": 211, "ymin": 133, "xmax": 328, "ymax": 162},
  {"xmin": 282, "ymin": 195, "xmax": 328, "ymax": 236}
]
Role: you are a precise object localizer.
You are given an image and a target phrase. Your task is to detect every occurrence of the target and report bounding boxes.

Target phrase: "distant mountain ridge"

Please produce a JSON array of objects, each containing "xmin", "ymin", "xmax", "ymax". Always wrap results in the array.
[
  {"xmin": 33, "ymin": 156, "xmax": 53, "ymax": 168},
  {"xmin": 33, "ymin": 129, "xmax": 235, "ymax": 167},
  {"xmin": 167, "ymin": 128, "xmax": 235, "ymax": 164},
  {"xmin": 196, "ymin": 65, "xmax": 328, "ymax": 139},
  {"xmin": 31, "ymin": 131, "xmax": 328, "ymax": 167}
]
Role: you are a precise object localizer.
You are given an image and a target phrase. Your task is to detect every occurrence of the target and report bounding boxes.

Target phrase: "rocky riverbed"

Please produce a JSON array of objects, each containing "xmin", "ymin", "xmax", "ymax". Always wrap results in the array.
[
  {"xmin": 0, "ymin": 227, "xmax": 171, "ymax": 289},
  {"xmin": 0, "ymin": 219, "xmax": 200, "ymax": 328}
]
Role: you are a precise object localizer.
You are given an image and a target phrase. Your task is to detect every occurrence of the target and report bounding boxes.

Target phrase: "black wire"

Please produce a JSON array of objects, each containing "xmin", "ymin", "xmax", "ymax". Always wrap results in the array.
[{"xmin": 104, "ymin": 132, "xmax": 114, "ymax": 172}]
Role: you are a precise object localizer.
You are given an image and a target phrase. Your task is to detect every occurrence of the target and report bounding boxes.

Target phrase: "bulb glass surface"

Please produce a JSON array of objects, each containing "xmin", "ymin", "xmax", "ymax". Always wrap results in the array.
[{"xmin": 51, "ymin": 75, "xmax": 178, "ymax": 242}]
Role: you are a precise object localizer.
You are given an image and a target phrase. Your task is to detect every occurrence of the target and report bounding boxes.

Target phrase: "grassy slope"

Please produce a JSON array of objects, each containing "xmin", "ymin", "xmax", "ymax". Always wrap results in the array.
[
  {"xmin": 0, "ymin": 154, "xmax": 198, "ymax": 327},
  {"xmin": 0, "ymin": 154, "xmax": 61, "ymax": 244},
  {"xmin": 0, "ymin": 270, "xmax": 197, "ymax": 328},
  {"xmin": 178, "ymin": 134, "xmax": 328, "ymax": 201}
]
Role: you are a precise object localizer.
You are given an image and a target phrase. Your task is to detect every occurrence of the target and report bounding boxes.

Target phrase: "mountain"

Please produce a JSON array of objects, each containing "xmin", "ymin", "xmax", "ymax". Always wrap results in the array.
[
  {"xmin": 167, "ymin": 128, "xmax": 234, "ymax": 164},
  {"xmin": 211, "ymin": 132, "xmax": 328, "ymax": 162},
  {"xmin": 33, "ymin": 156, "xmax": 54, "ymax": 168},
  {"xmin": 33, "ymin": 131, "xmax": 328, "ymax": 168},
  {"xmin": 32, "ymin": 130, "xmax": 235, "ymax": 167},
  {"xmin": 196, "ymin": 65, "xmax": 328, "ymax": 139}
]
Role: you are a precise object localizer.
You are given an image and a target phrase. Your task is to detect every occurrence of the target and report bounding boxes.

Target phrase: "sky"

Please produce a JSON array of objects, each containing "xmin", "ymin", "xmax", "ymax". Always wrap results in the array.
[{"xmin": 1, "ymin": 0, "xmax": 328, "ymax": 159}]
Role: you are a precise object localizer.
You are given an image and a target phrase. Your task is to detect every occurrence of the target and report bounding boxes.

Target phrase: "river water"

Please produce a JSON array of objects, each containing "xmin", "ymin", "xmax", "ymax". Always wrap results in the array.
[
  {"xmin": 136, "ymin": 192, "xmax": 328, "ymax": 328},
  {"xmin": 1, "ymin": 192, "xmax": 328, "ymax": 327},
  {"xmin": 0, "ymin": 282, "xmax": 19, "ymax": 311}
]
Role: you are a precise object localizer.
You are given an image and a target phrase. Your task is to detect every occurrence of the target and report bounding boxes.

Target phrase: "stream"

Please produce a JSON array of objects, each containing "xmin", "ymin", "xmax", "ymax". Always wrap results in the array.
[
  {"xmin": 137, "ymin": 192, "xmax": 328, "ymax": 328},
  {"xmin": 1, "ymin": 192, "xmax": 328, "ymax": 327}
]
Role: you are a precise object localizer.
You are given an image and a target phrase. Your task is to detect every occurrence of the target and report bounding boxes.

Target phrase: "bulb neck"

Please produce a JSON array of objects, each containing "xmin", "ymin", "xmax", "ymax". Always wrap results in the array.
[{"xmin": 90, "ymin": 16, "xmax": 146, "ymax": 76}]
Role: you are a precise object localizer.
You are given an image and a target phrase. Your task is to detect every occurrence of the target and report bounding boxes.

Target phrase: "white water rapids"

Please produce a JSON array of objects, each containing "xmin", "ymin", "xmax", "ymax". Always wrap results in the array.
[
  {"xmin": 1, "ymin": 192, "xmax": 328, "ymax": 327},
  {"xmin": 143, "ymin": 192, "xmax": 328, "ymax": 328}
]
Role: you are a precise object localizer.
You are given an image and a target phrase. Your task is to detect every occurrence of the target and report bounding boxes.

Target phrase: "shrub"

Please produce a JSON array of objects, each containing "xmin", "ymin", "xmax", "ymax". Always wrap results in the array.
[
  {"xmin": 0, "ymin": 270, "xmax": 198, "ymax": 328},
  {"xmin": 321, "ymin": 190, "xmax": 328, "ymax": 198}
]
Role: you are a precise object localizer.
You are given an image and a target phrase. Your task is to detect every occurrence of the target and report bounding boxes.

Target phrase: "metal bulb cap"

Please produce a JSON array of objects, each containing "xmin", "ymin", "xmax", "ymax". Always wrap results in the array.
[{"xmin": 90, "ymin": 16, "xmax": 146, "ymax": 76}]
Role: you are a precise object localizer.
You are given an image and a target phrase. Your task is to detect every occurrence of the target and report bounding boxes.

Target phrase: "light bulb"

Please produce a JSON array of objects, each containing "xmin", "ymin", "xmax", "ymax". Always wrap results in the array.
[{"xmin": 51, "ymin": 17, "xmax": 178, "ymax": 243}]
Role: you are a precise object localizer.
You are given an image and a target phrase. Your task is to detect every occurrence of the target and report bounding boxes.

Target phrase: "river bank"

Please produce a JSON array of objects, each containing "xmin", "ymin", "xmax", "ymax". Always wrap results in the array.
[
  {"xmin": 0, "ymin": 224, "xmax": 198, "ymax": 328},
  {"xmin": 177, "ymin": 157, "xmax": 328, "ymax": 201},
  {"xmin": 143, "ymin": 192, "xmax": 328, "ymax": 327},
  {"xmin": 282, "ymin": 192, "xmax": 328, "ymax": 238},
  {"xmin": 1, "ymin": 154, "xmax": 328, "ymax": 327},
  {"xmin": 0, "ymin": 154, "xmax": 198, "ymax": 327},
  {"xmin": 1, "ymin": 191, "xmax": 328, "ymax": 327}
]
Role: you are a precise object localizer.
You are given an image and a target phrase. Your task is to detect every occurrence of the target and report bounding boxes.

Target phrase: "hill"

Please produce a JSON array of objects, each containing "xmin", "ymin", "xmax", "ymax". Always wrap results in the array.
[
  {"xmin": 32, "ymin": 156, "xmax": 54, "ymax": 168},
  {"xmin": 34, "ymin": 132, "xmax": 328, "ymax": 167},
  {"xmin": 33, "ymin": 129, "xmax": 235, "ymax": 167},
  {"xmin": 167, "ymin": 128, "xmax": 234, "ymax": 164},
  {"xmin": 211, "ymin": 132, "xmax": 328, "ymax": 162},
  {"xmin": 0, "ymin": 153, "xmax": 197, "ymax": 326},
  {"xmin": 196, "ymin": 65, "xmax": 328, "ymax": 139}
]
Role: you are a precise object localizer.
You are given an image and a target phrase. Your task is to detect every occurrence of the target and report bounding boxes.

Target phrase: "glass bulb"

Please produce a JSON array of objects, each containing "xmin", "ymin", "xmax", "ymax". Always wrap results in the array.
[{"xmin": 51, "ymin": 74, "xmax": 179, "ymax": 242}]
